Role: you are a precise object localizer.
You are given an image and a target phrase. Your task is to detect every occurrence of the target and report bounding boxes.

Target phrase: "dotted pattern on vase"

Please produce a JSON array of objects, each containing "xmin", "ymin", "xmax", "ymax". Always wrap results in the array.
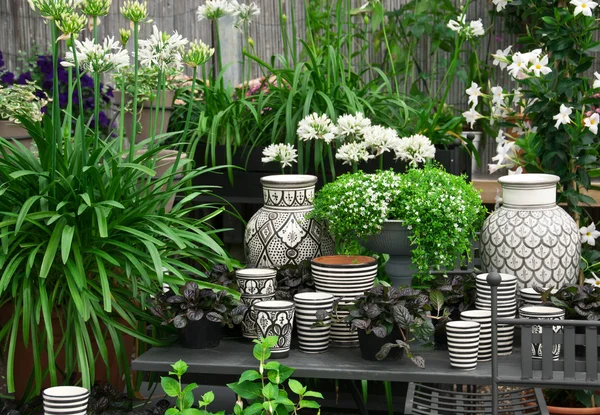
[
  {"xmin": 255, "ymin": 309, "xmax": 295, "ymax": 352},
  {"xmin": 263, "ymin": 187, "xmax": 314, "ymax": 208},
  {"xmin": 481, "ymin": 206, "xmax": 580, "ymax": 288},
  {"xmin": 245, "ymin": 209, "xmax": 335, "ymax": 268}
]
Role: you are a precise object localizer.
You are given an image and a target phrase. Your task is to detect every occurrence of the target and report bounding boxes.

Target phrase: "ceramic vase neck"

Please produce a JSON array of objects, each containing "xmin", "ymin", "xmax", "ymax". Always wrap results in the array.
[
  {"xmin": 499, "ymin": 174, "xmax": 559, "ymax": 209},
  {"xmin": 261, "ymin": 174, "xmax": 317, "ymax": 209}
]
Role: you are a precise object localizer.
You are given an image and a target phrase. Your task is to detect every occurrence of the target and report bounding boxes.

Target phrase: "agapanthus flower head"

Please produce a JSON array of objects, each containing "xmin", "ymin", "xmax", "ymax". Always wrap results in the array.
[
  {"xmin": 80, "ymin": 0, "xmax": 111, "ymax": 17},
  {"xmin": 393, "ymin": 134, "xmax": 436, "ymax": 167},
  {"xmin": 229, "ymin": 1, "xmax": 260, "ymax": 29},
  {"xmin": 119, "ymin": 28, "xmax": 131, "ymax": 47},
  {"xmin": 297, "ymin": 113, "xmax": 336, "ymax": 143},
  {"xmin": 261, "ymin": 143, "xmax": 297, "ymax": 168},
  {"xmin": 62, "ymin": 36, "xmax": 129, "ymax": 73},
  {"xmin": 335, "ymin": 142, "xmax": 373, "ymax": 165},
  {"xmin": 334, "ymin": 112, "xmax": 371, "ymax": 142},
  {"xmin": 183, "ymin": 39, "xmax": 215, "ymax": 68},
  {"xmin": 197, "ymin": 0, "xmax": 234, "ymax": 21},
  {"xmin": 56, "ymin": 11, "xmax": 87, "ymax": 38},
  {"xmin": 120, "ymin": 0, "xmax": 148, "ymax": 23},
  {"xmin": 362, "ymin": 125, "xmax": 399, "ymax": 156},
  {"xmin": 447, "ymin": 14, "xmax": 484, "ymax": 38},
  {"xmin": 28, "ymin": 0, "xmax": 81, "ymax": 20},
  {"xmin": 138, "ymin": 25, "xmax": 189, "ymax": 72}
]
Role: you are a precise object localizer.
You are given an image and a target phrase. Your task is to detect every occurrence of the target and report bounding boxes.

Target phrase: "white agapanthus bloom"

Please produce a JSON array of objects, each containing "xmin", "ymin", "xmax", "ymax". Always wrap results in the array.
[
  {"xmin": 393, "ymin": 134, "xmax": 436, "ymax": 167},
  {"xmin": 593, "ymin": 72, "xmax": 600, "ymax": 89},
  {"xmin": 335, "ymin": 142, "xmax": 373, "ymax": 165},
  {"xmin": 28, "ymin": 0, "xmax": 82, "ymax": 20},
  {"xmin": 491, "ymin": 86, "xmax": 505, "ymax": 106},
  {"xmin": 469, "ymin": 19, "xmax": 485, "ymax": 37},
  {"xmin": 492, "ymin": 0, "xmax": 510, "ymax": 12},
  {"xmin": 261, "ymin": 143, "xmax": 297, "ymax": 168},
  {"xmin": 580, "ymin": 223, "xmax": 600, "ymax": 246},
  {"xmin": 197, "ymin": 0, "xmax": 234, "ymax": 20},
  {"xmin": 297, "ymin": 113, "xmax": 336, "ymax": 143},
  {"xmin": 552, "ymin": 104, "xmax": 572, "ymax": 129},
  {"xmin": 447, "ymin": 14, "xmax": 465, "ymax": 33},
  {"xmin": 229, "ymin": 1, "xmax": 260, "ymax": 29},
  {"xmin": 362, "ymin": 125, "xmax": 399, "ymax": 156},
  {"xmin": 530, "ymin": 55, "xmax": 552, "ymax": 77},
  {"xmin": 584, "ymin": 113, "xmax": 599, "ymax": 134},
  {"xmin": 62, "ymin": 36, "xmax": 129, "ymax": 73},
  {"xmin": 492, "ymin": 45, "xmax": 512, "ymax": 70},
  {"xmin": 334, "ymin": 112, "xmax": 371, "ymax": 142},
  {"xmin": 570, "ymin": 0, "xmax": 598, "ymax": 17},
  {"xmin": 466, "ymin": 82, "xmax": 482, "ymax": 108},
  {"xmin": 462, "ymin": 107, "xmax": 483, "ymax": 128},
  {"xmin": 138, "ymin": 25, "xmax": 189, "ymax": 71},
  {"xmin": 447, "ymin": 15, "xmax": 484, "ymax": 38}
]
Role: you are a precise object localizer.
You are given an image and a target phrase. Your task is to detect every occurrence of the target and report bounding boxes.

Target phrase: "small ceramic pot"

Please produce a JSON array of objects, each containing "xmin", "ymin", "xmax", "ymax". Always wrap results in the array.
[
  {"xmin": 240, "ymin": 294, "xmax": 275, "ymax": 339},
  {"xmin": 446, "ymin": 321, "xmax": 480, "ymax": 370},
  {"xmin": 460, "ymin": 310, "xmax": 492, "ymax": 361},
  {"xmin": 236, "ymin": 268, "xmax": 277, "ymax": 296},
  {"xmin": 520, "ymin": 305, "xmax": 565, "ymax": 360},
  {"xmin": 294, "ymin": 292, "xmax": 334, "ymax": 354},
  {"xmin": 179, "ymin": 318, "xmax": 222, "ymax": 349},
  {"xmin": 254, "ymin": 300, "xmax": 295, "ymax": 357},
  {"xmin": 43, "ymin": 387, "xmax": 89, "ymax": 415}
]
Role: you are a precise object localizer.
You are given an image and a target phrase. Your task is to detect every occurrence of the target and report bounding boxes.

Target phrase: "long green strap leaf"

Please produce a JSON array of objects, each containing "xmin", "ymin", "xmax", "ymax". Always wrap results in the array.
[{"xmin": 40, "ymin": 219, "xmax": 65, "ymax": 279}]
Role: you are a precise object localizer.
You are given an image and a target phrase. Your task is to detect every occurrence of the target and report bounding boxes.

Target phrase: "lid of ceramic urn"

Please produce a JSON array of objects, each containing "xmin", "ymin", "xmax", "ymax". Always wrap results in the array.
[
  {"xmin": 498, "ymin": 174, "xmax": 559, "ymax": 207},
  {"xmin": 260, "ymin": 174, "xmax": 318, "ymax": 189}
]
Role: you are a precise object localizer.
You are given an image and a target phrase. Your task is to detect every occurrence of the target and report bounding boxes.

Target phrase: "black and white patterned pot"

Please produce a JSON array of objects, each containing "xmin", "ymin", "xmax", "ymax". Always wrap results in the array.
[
  {"xmin": 240, "ymin": 294, "xmax": 275, "ymax": 339},
  {"xmin": 254, "ymin": 300, "xmax": 295, "ymax": 357},
  {"xmin": 293, "ymin": 292, "xmax": 334, "ymax": 354},
  {"xmin": 519, "ymin": 305, "xmax": 565, "ymax": 360},
  {"xmin": 236, "ymin": 268, "xmax": 277, "ymax": 296},
  {"xmin": 244, "ymin": 175, "xmax": 335, "ymax": 269},
  {"xmin": 481, "ymin": 174, "xmax": 580, "ymax": 289},
  {"xmin": 311, "ymin": 255, "xmax": 377, "ymax": 346}
]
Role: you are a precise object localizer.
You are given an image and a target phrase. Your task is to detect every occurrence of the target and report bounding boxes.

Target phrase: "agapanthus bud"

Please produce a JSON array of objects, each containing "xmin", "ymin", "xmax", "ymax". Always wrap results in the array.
[
  {"xmin": 282, "ymin": 13, "xmax": 287, "ymax": 22},
  {"xmin": 119, "ymin": 28, "xmax": 131, "ymax": 47},
  {"xmin": 56, "ymin": 11, "xmax": 87, "ymax": 38},
  {"xmin": 248, "ymin": 37, "xmax": 254, "ymax": 47},
  {"xmin": 28, "ymin": 0, "xmax": 81, "ymax": 20},
  {"xmin": 120, "ymin": 0, "xmax": 148, "ymax": 23},
  {"xmin": 80, "ymin": 0, "xmax": 111, "ymax": 17},
  {"xmin": 183, "ymin": 40, "xmax": 215, "ymax": 68}
]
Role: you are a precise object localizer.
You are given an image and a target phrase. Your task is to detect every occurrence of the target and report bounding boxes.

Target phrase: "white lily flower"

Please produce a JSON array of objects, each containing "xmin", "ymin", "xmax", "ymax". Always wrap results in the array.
[
  {"xmin": 530, "ymin": 55, "xmax": 552, "ymax": 77},
  {"xmin": 492, "ymin": 45, "xmax": 512, "ymax": 70},
  {"xmin": 466, "ymin": 82, "xmax": 482, "ymax": 108},
  {"xmin": 570, "ymin": 0, "xmax": 598, "ymax": 17},
  {"xmin": 552, "ymin": 104, "xmax": 572, "ymax": 129},
  {"xmin": 580, "ymin": 223, "xmax": 600, "ymax": 246},
  {"xmin": 584, "ymin": 113, "xmax": 599, "ymax": 134},
  {"xmin": 593, "ymin": 72, "xmax": 600, "ymax": 89},
  {"xmin": 462, "ymin": 108, "xmax": 483, "ymax": 128}
]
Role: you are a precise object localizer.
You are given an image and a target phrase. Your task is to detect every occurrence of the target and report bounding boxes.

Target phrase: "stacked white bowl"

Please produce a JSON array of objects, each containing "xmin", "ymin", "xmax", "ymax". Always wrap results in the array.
[
  {"xmin": 475, "ymin": 273, "xmax": 517, "ymax": 356},
  {"xmin": 460, "ymin": 310, "xmax": 492, "ymax": 361},
  {"xmin": 519, "ymin": 287, "xmax": 557, "ymax": 306},
  {"xmin": 43, "ymin": 386, "xmax": 89, "ymax": 415}
]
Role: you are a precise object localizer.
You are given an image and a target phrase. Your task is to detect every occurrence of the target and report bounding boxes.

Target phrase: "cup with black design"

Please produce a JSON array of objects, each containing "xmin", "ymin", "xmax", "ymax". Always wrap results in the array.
[{"xmin": 254, "ymin": 300, "xmax": 295, "ymax": 358}]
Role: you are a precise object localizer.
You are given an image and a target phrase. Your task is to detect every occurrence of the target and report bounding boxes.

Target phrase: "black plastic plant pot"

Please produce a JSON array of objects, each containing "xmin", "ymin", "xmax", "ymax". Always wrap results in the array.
[
  {"xmin": 179, "ymin": 319, "xmax": 222, "ymax": 349},
  {"xmin": 357, "ymin": 327, "xmax": 404, "ymax": 361}
]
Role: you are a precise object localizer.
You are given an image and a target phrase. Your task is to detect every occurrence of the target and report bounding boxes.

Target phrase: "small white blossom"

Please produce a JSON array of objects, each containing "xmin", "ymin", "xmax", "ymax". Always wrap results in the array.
[
  {"xmin": 492, "ymin": 45, "xmax": 512, "ymax": 70},
  {"xmin": 492, "ymin": 0, "xmax": 510, "ymax": 11},
  {"xmin": 530, "ymin": 55, "xmax": 552, "ymax": 77},
  {"xmin": 138, "ymin": 25, "xmax": 189, "ymax": 72},
  {"xmin": 491, "ymin": 86, "xmax": 504, "ymax": 106},
  {"xmin": 584, "ymin": 272, "xmax": 600, "ymax": 286},
  {"xmin": 469, "ymin": 19, "xmax": 485, "ymax": 37},
  {"xmin": 334, "ymin": 112, "xmax": 371, "ymax": 142},
  {"xmin": 580, "ymin": 223, "xmax": 600, "ymax": 246},
  {"xmin": 593, "ymin": 72, "xmax": 600, "ymax": 89},
  {"xmin": 506, "ymin": 52, "xmax": 529, "ymax": 78},
  {"xmin": 197, "ymin": 0, "xmax": 234, "ymax": 20},
  {"xmin": 462, "ymin": 107, "xmax": 483, "ymax": 128},
  {"xmin": 262, "ymin": 143, "xmax": 297, "ymax": 168},
  {"xmin": 229, "ymin": 1, "xmax": 260, "ymax": 29},
  {"xmin": 335, "ymin": 142, "xmax": 373, "ymax": 165},
  {"xmin": 508, "ymin": 166, "xmax": 523, "ymax": 175},
  {"xmin": 62, "ymin": 36, "xmax": 129, "ymax": 73},
  {"xmin": 570, "ymin": 0, "xmax": 598, "ymax": 17},
  {"xmin": 447, "ymin": 15, "xmax": 464, "ymax": 32},
  {"xmin": 584, "ymin": 113, "xmax": 599, "ymax": 134},
  {"xmin": 466, "ymin": 82, "xmax": 482, "ymax": 108},
  {"xmin": 393, "ymin": 134, "xmax": 436, "ymax": 167},
  {"xmin": 552, "ymin": 104, "xmax": 572, "ymax": 129},
  {"xmin": 297, "ymin": 113, "xmax": 336, "ymax": 143}
]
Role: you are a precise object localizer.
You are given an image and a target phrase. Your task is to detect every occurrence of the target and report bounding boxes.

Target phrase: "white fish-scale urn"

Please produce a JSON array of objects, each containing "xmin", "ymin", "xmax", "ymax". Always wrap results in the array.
[
  {"xmin": 481, "ymin": 174, "xmax": 580, "ymax": 289},
  {"xmin": 245, "ymin": 175, "xmax": 335, "ymax": 268}
]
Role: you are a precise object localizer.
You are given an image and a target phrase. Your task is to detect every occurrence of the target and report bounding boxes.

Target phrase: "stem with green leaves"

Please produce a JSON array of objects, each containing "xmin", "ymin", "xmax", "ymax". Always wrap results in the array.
[
  {"xmin": 50, "ymin": 23, "xmax": 60, "ymax": 194},
  {"xmin": 129, "ymin": 21, "xmax": 140, "ymax": 162},
  {"xmin": 70, "ymin": 33, "xmax": 87, "ymax": 167},
  {"xmin": 93, "ymin": 73, "xmax": 100, "ymax": 150}
]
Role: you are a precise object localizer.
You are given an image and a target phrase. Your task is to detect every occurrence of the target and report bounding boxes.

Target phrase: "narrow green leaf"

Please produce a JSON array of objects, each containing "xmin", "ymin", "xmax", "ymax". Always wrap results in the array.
[
  {"xmin": 40, "ymin": 219, "xmax": 65, "ymax": 278},
  {"xmin": 61, "ymin": 225, "xmax": 75, "ymax": 264}
]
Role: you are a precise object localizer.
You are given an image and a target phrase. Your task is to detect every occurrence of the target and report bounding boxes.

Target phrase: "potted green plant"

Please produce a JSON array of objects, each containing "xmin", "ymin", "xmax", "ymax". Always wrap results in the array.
[
  {"xmin": 151, "ymin": 282, "xmax": 247, "ymax": 349},
  {"xmin": 311, "ymin": 163, "xmax": 486, "ymax": 286},
  {"xmin": 344, "ymin": 284, "xmax": 433, "ymax": 364}
]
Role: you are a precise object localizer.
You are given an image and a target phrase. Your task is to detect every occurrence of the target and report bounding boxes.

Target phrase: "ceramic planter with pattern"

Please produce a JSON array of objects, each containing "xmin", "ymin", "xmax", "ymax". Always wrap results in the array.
[{"xmin": 254, "ymin": 300, "xmax": 295, "ymax": 357}]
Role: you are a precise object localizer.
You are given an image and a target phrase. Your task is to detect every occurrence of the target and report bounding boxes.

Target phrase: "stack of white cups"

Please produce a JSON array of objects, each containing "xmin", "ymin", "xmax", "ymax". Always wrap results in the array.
[
  {"xmin": 460, "ymin": 310, "xmax": 492, "ymax": 361},
  {"xmin": 475, "ymin": 273, "xmax": 517, "ymax": 355},
  {"xmin": 446, "ymin": 321, "xmax": 481, "ymax": 370},
  {"xmin": 43, "ymin": 386, "xmax": 89, "ymax": 415}
]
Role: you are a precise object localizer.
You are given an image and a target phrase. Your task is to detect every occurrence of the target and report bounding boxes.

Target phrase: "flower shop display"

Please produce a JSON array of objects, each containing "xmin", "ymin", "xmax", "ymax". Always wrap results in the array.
[
  {"xmin": 519, "ymin": 305, "xmax": 565, "ymax": 361},
  {"xmin": 253, "ymin": 300, "xmax": 295, "ymax": 357},
  {"xmin": 460, "ymin": 310, "xmax": 492, "ymax": 362},
  {"xmin": 344, "ymin": 284, "xmax": 431, "ymax": 364},
  {"xmin": 43, "ymin": 386, "xmax": 89, "ymax": 415},
  {"xmin": 475, "ymin": 273, "xmax": 517, "ymax": 355},
  {"xmin": 445, "ymin": 321, "xmax": 480, "ymax": 371},
  {"xmin": 481, "ymin": 174, "xmax": 580, "ymax": 288},
  {"xmin": 151, "ymin": 282, "xmax": 247, "ymax": 349},
  {"xmin": 244, "ymin": 174, "xmax": 335, "ymax": 268},
  {"xmin": 0, "ymin": 0, "xmax": 238, "ymax": 398},
  {"xmin": 293, "ymin": 292, "xmax": 334, "ymax": 354},
  {"xmin": 310, "ymin": 255, "xmax": 378, "ymax": 346},
  {"xmin": 311, "ymin": 163, "xmax": 486, "ymax": 285}
]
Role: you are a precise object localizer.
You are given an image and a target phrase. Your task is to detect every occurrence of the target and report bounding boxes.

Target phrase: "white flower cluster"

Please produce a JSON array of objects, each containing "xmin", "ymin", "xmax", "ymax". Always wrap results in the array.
[
  {"xmin": 488, "ymin": 130, "xmax": 520, "ymax": 174},
  {"xmin": 296, "ymin": 112, "xmax": 435, "ymax": 167},
  {"xmin": 197, "ymin": 0, "xmax": 260, "ymax": 28},
  {"xmin": 492, "ymin": 48, "xmax": 552, "ymax": 80},
  {"xmin": 139, "ymin": 25, "xmax": 189, "ymax": 72},
  {"xmin": 447, "ymin": 14, "xmax": 484, "ymax": 39},
  {"xmin": 62, "ymin": 36, "xmax": 129, "ymax": 73},
  {"xmin": 492, "ymin": 0, "xmax": 511, "ymax": 12},
  {"xmin": 261, "ymin": 143, "xmax": 297, "ymax": 168}
]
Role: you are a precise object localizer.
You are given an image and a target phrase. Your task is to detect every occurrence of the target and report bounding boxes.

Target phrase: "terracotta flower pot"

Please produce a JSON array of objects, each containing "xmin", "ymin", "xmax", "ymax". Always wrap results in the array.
[{"xmin": 547, "ymin": 406, "xmax": 600, "ymax": 414}]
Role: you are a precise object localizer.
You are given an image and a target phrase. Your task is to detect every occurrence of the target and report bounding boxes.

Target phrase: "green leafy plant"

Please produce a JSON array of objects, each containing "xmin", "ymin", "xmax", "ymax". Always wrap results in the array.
[
  {"xmin": 274, "ymin": 261, "xmax": 315, "ymax": 301},
  {"xmin": 344, "ymin": 284, "xmax": 433, "ymax": 364},
  {"xmin": 545, "ymin": 283, "xmax": 600, "ymax": 321},
  {"xmin": 227, "ymin": 336, "xmax": 323, "ymax": 415},
  {"xmin": 424, "ymin": 273, "xmax": 477, "ymax": 322}
]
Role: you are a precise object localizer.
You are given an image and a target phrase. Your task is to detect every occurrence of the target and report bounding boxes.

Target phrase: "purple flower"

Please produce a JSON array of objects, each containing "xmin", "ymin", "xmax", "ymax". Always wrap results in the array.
[
  {"xmin": 59, "ymin": 92, "xmax": 68, "ymax": 108},
  {"xmin": 37, "ymin": 55, "xmax": 53, "ymax": 75},
  {"xmin": 0, "ymin": 51, "xmax": 4, "ymax": 68},
  {"xmin": 1, "ymin": 71, "xmax": 14, "ymax": 85},
  {"xmin": 80, "ymin": 75, "xmax": 94, "ymax": 89},
  {"xmin": 17, "ymin": 72, "xmax": 32, "ymax": 85}
]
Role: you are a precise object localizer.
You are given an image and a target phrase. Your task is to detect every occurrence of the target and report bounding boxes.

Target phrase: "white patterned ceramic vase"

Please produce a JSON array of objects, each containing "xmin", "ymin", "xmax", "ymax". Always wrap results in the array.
[
  {"xmin": 481, "ymin": 174, "xmax": 580, "ymax": 289},
  {"xmin": 245, "ymin": 175, "xmax": 335, "ymax": 268}
]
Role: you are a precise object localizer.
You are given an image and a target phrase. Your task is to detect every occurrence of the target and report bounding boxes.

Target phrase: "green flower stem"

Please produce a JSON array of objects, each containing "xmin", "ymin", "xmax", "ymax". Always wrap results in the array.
[
  {"xmin": 129, "ymin": 21, "xmax": 140, "ymax": 162},
  {"xmin": 50, "ymin": 23, "xmax": 60, "ymax": 193},
  {"xmin": 158, "ymin": 76, "xmax": 168, "ymax": 141},
  {"xmin": 215, "ymin": 19, "xmax": 223, "ymax": 88},
  {"xmin": 70, "ymin": 33, "xmax": 87, "ymax": 167},
  {"xmin": 118, "ymin": 75, "xmax": 126, "ymax": 153},
  {"xmin": 327, "ymin": 145, "xmax": 336, "ymax": 181},
  {"xmin": 93, "ymin": 73, "xmax": 100, "ymax": 150},
  {"xmin": 290, "ymin": 0, "xmax": 297, "ymax": 65},
  {"xmin": 278, "ymin": 0, "xmax": 289, "ymax": 63},
  {"xmin": 380, "ymin": 7, "xmax": 400, "ymax": 97},
  {"xmin": 66, "ymin": 65, "xmax": 73, "ymax": 157}
]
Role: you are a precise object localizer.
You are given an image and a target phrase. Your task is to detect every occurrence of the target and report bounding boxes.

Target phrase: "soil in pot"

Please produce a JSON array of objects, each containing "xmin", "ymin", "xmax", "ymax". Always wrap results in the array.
[
  {"xmin": 357, "ymin": 326, "xmax": 404, "ymax": 361},
  {"xmin": 179, "ymin": 319, "xmax": 222, "ymax": 349}
]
